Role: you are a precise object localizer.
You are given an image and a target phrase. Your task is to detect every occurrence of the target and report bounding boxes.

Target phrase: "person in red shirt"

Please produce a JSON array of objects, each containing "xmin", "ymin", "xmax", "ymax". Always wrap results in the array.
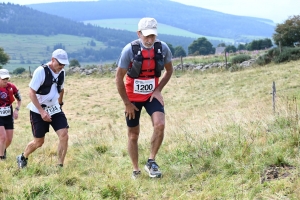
[
  {"xmin": 0, "ymin": 69, "xmax": 21, "ymax": 160},
  {"xmin": 115, "ymin": 17, "xmax": 173, "ymax": 179}
]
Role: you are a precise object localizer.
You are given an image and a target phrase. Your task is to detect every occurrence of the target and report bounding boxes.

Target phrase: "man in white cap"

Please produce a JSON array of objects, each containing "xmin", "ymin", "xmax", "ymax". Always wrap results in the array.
[
  {"xmin": 17, "ymin": 49, "xmax": 70, "ymax": 168},
  {"xmin": 115, "ymin": 17, "xmax": 173, "ymax": 178}
]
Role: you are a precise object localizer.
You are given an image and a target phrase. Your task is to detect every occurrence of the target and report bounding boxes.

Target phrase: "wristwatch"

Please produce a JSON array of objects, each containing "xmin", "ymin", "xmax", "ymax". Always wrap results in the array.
[
  {"xmin": 59, "ymin": 102, "xmax": 64, "ymax": 106},
  {"xmin": 15, "ymin": 107, "xmax": 20, "ymax": 111}
]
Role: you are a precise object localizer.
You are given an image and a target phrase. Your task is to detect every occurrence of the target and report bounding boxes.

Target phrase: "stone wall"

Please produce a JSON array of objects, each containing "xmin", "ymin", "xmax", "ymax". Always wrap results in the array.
[{"xmin": 68, "ymin": 58, "xmax": 257, "ymax": 75}]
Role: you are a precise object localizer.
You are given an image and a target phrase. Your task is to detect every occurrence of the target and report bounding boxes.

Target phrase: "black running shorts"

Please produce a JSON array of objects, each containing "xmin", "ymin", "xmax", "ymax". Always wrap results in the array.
[
  {"xmin": 30, "ymin": 111, "xmax": 69, "ymax": 138},
  {"xmin": 125, "ymin": 97, "xmax": 164, "ymax": 127},
  {"xmin": 0, "ymin": 107, "xmax": 14, "ymax": 130}
]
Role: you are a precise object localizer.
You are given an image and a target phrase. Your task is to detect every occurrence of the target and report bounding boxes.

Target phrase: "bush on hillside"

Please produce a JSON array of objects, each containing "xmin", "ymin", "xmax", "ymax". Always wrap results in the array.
[
  {"xmin": 256, "ymin": 54, "xmax": 272, "ymax": 66},
  {"xmin": 273, "ymin": 47, "xmax": 300, "ymax": 63},
  {"xmin": 266, "ymin": 47, "xmax": 280, "ymax": 58},
  {"xmin": 253, "ymin": 47, "xmax": 300, "ymax": 66},
  {"xmin": 69, "ymin": 59, "xmax": 81, "ymax": 67},
  {"xmin": 13, "ymin": 67, "xmax": 26, "ymax": 74},
  {"xmin": 230, "ymin": 54, "xmax": 251, "ymax": 64}
]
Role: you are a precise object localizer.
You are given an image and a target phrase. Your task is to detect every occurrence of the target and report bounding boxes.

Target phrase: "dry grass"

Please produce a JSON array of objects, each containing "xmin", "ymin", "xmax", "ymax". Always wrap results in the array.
[{"xmin": 0, "ymin": 60, "xmax": 300, "ymax": 199}]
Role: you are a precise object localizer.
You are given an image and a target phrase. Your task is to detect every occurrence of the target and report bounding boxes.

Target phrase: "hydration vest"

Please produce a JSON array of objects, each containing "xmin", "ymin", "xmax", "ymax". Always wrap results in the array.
[
  {"xmin": 36, "ymin": 65, "xmax": 64, "ymax": 95},
  {"xmin": 7, "ymin": 86, "xmax": 15, "ymax": 104},
  {"xmin": 127, "ymin": 39, "xmax": 164, "ymax": 78}
]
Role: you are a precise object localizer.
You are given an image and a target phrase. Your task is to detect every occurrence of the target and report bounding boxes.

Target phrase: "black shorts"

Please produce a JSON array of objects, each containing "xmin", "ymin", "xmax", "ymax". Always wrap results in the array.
[
  {"xmin": 126, "ymin": 97, "xmax": 164, "ymax": 127},
  {"xmin": 0, "ymin": 107, "xmax": 14, "ymax": 129},
  {"xmin": 30, "ymin": 111, "xmax": 69, "ymax": 138}
]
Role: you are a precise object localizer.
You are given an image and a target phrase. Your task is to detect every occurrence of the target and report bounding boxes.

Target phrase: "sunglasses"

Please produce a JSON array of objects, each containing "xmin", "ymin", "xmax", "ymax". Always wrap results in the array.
[
  {"xmin": 55, "ymin": 58, "xmax": 65, "ymax": 66},
  {"xmin": 1, "ymin": 78, "xmax": 9, "ymax": 81}
]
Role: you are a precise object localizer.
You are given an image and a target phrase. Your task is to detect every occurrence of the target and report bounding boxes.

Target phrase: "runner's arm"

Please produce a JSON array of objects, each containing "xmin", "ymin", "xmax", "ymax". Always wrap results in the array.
[
  {"xmin": 156, "ymin": 61, "xmax": 173, "ymax": 92},
  {"xmin": 115, "ymin": 67, "xmax": 131, "ymax": 106},
  {"xmin": 58, "ymin": 88, "xmax": 64, "ymax": 106},
  {"xmin": 29, "ymin": 88, "xmax": 45, "ymax": 113}
]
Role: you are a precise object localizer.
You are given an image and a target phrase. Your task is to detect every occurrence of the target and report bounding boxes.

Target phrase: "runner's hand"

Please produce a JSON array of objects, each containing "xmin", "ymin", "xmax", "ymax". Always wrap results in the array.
[
  {"xmin": 125, "ymin": 103, "xmax": 139, "ymax": 120},
  {"xmin": 150, "ymin": 90, "xmax": 164, "ymax": 106},
  {"xmin": 40, "ymin": 109, "xmax": 52, "ymax": 122},
  {"xmin": 13, "ymin": 110, "xmax": 19, "ymax": 120}
]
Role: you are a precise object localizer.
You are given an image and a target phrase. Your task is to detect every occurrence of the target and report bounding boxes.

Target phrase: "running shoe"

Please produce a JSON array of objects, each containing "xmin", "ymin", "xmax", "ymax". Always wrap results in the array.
[
  {"xmin": 132, "ymin": 170, "xmax": 141, "ymax": 179},
  {"xmin": 16, "ymin": 154, "xmax": 28, "ymax": 169},
  {"xmin": 144, "ymin": 160, "xmax": 162, "ymax": 178}
]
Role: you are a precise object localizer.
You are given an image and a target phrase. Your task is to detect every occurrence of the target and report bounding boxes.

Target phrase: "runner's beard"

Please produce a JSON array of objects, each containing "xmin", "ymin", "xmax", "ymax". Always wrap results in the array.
[{"xmin": 142, "ymin": 42, "xmax": 154, "ymax": 48}]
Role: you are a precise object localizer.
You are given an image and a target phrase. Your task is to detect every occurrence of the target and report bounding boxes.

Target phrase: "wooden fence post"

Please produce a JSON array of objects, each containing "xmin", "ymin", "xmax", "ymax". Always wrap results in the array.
[
  {"xmin": 180, "ymin": 56, "xmax": 183, "ymax": 71},
  {"xmin": 29, "ymin": 66, "xmax": 32, "ymax": 78},
  {"xmin": 279, "ymin": 41, "xmax": 282, "ymax": 54},
  {"xmin": 272, "ymin": 81, "xmax": 276, "ymax": 113},
  {"xmin": 225, "ymin": 50, "xmax": 227, "ymax": 68}
]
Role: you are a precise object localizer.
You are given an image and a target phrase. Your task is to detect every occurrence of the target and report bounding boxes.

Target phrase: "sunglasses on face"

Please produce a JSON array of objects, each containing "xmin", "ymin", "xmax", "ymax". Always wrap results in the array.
[
  {"xmin": 55, "ymin": 58, "xmax": 65, "ymax": 66},
  {"xmin": 1, "ymin": 78, "xmax": 9, "ymax": 81}
]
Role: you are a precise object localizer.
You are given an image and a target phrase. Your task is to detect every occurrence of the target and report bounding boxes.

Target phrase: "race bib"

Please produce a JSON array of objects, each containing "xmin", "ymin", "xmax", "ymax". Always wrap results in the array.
[
  {"xmin": 44, "ymin": 104, "xmax": 61, "ymax": 116},
  {"xmin": 133, "ymin": 79, "xmax": 155, "ymax": 94},
  {"xmin": 0, "ymin": 106, "xmax": 11, "ymax": 116}
]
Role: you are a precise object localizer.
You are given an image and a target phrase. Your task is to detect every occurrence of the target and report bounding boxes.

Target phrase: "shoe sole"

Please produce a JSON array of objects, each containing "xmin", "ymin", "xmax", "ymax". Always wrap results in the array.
[{"xmin": 144, "ymin": 165, "xmax": 162, "ymax": 178}]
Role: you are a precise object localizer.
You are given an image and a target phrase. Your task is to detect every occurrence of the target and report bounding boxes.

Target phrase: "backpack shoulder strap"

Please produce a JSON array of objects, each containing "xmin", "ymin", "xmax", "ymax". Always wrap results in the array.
[
  {"xmin": 41, "ymin": 64, "xmax": 51, "ymax": 77},
  {"xmin": 131, "ymin": 39, "xmax": 141, "ymax": 56},
  {"xmin": 57, "ymin": 71, "xmax": 64, "ymax": 85},
  {"xmin": 154, "ymin": 40, "xmax": 162, "ymax": 55}
]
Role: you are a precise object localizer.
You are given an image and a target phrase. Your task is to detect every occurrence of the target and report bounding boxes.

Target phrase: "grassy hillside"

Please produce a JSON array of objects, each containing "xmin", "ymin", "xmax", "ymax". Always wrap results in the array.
[
  {"xmin": 83, "ymin": 18, "xmax": 235, "ymax": 43},
  {"xmin": 0, "ymin": 34, "xmax": 105, "ymax": 72},
  {"xmin": 1, "ymin": 60, "xmax": 300, "ymax": 199}
]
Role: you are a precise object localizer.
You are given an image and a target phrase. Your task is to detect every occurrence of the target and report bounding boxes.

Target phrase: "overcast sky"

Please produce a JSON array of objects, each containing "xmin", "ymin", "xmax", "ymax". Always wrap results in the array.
[{"xmin": 2, "ymin": 0, "xmax": 300, "ymax": 24}]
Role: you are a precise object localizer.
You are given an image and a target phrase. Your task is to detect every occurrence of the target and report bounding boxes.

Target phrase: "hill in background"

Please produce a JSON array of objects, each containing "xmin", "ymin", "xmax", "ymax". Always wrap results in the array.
[
  {"xmin": 82, "ymin": 18, "xmax": 235, "ymax": 43},
  {"xmin": 0, "ymin": 2, "xmax": 194, "ymax": 69},
  {"xmin": 0, "ymin": 1, "xmax": 276, "ymax": 71},
  {"xmin": 28, "ymin": 0, "xmax": 275, "ymax": 40}
]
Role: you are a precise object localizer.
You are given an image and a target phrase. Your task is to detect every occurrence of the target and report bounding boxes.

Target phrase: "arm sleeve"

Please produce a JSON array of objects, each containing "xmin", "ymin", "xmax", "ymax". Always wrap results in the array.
[
  {"xmin": 161, "ymin": 41, "xmax": 173, "ymax": 64},
  {"xmin": 116, "ymin": 43, "xmax": 133, "ymax": 69},
  {"xmin": 29, "ymin": 66, "xmax": 45, "ymax": 92}
]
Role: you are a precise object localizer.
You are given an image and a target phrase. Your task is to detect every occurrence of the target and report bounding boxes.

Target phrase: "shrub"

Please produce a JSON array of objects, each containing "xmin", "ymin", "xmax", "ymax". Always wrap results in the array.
[
  {"xmin": 13, "ymin": 67, "xmax": 26, "ymax": 74},
  {"xmin": 267, "ymin": 47, "xmax": 280, "ymax": 58},
  {"xmin": 273, "ymin": 50, "xmax": 291, "ymax": 63},
  {"xmin": 230, "ymin": 54, "xmax": 251, "ymax": 64},
  {"xmin": 256, "ymin": 54, "xmax": 272, "ymax": 66},
  {"xmin": 273, "ymin": 47, "xmax": 300, "ymax": 63},
  {"xmin": 69, "ymin": 59, "xmax": 80, "ymax": 67}
]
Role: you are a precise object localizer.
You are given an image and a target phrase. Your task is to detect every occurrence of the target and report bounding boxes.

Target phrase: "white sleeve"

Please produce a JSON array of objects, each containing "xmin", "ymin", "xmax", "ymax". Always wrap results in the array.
[{"xmin": 29, "ymin": 66, "xmax": 46, "ymax": 92}]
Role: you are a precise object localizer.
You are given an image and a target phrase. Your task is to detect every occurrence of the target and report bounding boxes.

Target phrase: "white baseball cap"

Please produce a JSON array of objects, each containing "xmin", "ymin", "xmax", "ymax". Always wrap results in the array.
[
  {"xmin": 0, "ymin": 69, "xmax": 10, "ymax": 79},
  {"xmin": 138, "ymin": 17, "xmax": 158, "ymax": 36},
  {"xmin": 52, "ymin": 49, "xmax": 69, "ymax": 65}
]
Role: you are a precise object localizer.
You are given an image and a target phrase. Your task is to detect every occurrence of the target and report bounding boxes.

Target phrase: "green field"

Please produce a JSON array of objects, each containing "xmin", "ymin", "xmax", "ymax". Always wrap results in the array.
[
  {"xmin": 83, "ymin": 18, "xmax": 236, "ymax": 43},
  {"xmin": 1, "ymin": 59, "xmax": 300, "ymax": 199},
  {"xmin": 0, "ymin": 34, "xmax": 105, "ymax": 72}
]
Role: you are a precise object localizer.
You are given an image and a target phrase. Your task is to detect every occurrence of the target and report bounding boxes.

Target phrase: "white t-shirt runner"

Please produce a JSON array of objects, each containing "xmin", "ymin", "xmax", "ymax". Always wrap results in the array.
[{"xmin": 27, "ymin": 65, "xmax": 65, "ymax": 115}]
